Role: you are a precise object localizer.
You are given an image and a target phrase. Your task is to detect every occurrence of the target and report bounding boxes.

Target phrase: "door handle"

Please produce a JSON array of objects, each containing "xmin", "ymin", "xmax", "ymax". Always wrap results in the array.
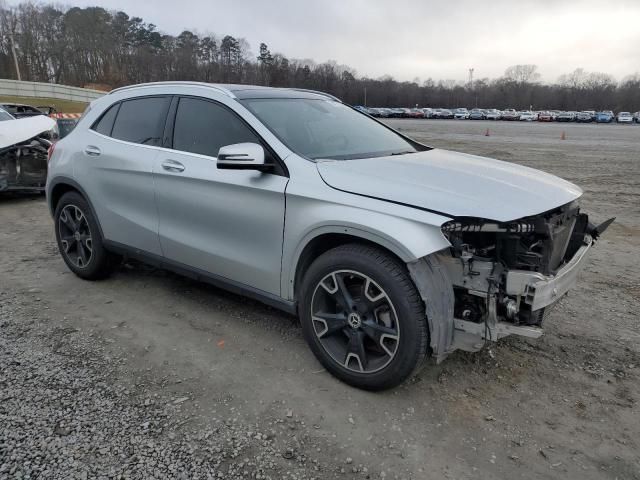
[
  {"xmin": 161, "ymin": 160, "xmax": 185, "ymax": 173},
  {"xmin": 84, "ymin": 145, "xmax": 101, "ymax": 156}
]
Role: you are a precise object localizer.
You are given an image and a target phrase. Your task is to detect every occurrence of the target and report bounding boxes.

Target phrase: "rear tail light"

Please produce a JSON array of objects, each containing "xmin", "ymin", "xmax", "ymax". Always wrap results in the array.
[{"xmin": 47, "ymin": 141, "xmax": 57, "ymax": 163}]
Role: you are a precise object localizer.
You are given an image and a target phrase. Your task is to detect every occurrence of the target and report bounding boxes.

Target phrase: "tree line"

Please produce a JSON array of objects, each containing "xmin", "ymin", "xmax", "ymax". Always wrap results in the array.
[{"xmin": 1, "ymin": 3, "xmax": 639, "ymax": 111}]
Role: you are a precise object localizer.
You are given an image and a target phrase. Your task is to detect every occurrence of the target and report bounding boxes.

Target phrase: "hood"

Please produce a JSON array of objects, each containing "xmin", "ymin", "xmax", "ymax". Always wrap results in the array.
[
  {"xmin": 0, "ymin": 115, "xmax": 56, "ymax": 150},
  {"xmin": 316, "ymin": 149, "xmax": 582, "ymax": 222}
]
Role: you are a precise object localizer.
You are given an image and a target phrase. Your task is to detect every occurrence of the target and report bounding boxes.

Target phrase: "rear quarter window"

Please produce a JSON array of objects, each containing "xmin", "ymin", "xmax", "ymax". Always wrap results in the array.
[{"xmin": 92, "ymin": 103, "xmax": 120, "ymax": 136}]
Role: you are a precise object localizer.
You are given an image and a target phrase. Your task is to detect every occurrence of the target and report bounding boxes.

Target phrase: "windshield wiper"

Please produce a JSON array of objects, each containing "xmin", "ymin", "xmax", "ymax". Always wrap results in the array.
[{"xmin": 390, "ymin": 150, "xmax": 415, "ymax": 156}]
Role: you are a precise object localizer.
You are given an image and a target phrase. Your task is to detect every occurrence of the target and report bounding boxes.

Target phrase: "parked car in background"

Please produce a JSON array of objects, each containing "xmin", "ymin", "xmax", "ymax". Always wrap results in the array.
[
  {"xmin": 353, "ymin": 106, "xmax": 369, "ymax": 114},
  {"xmin": 0, "ymin": 106, "xmax": 15, "ymax": 121},
  {"xmin": 46, "ymin": 82, "xmax": 612, "ymax": 390},
  {"xmin": 484, "ymin": 109, "xmax": 501, "ymax": 120},
  {"xmin": 453, "ymin": 108, "xmax": 469, "ymax": 119},
  {"xmin": 421, "ymin": 108, "xmax": 433, "ymax": 118},
  {"xmin": 634, "ymin": 112, "xmax": 640, "ymax": 124},
  {"xmin": 437, "ymin": 109, "xmax": 454, "ymax": 119},
  {"xmin": 469, "ymin": 108, "xmax": 485, "ymax": 120},
  {"xmin": 377, "ymin": 108, "xmax": 393, "ymax": 118},
  {"xmin": 575, "ymin": 111, "xmax": 593, "ymax": 123},
  {"xmin": 537, "ymin": 111, "xmax": 554, "ymax": 122},
  {"xmin": 408, "ymin": 108, "xmax": 425, "ymax": 118},
  {"xmin": 501, "ymin": 109, "xmax": 519, "ymax": 121},
  {"xmin": 595, "ymin": 111, "xmax": 614, "ymax": 123},
  {"xmin": 0, "ymin": 103, "xmax": 47, "ymax": 119},
  {"xmin": 55, "ymin": 118, "xmax": 79, "ymax": 139},
  {"xmin": 616, "ymin": 112, "xmax": 633, "ymax": 124},
  {"xmin": 557, "ymin": 111, "xmax": 576, "ymax": 122},
  {"xmin": 390, "ymin": 108, "xmax": 405, "ymax": 118},
  {"xmin": 519, "ymin": 111, "xmax": 537, "ymax": 121}
]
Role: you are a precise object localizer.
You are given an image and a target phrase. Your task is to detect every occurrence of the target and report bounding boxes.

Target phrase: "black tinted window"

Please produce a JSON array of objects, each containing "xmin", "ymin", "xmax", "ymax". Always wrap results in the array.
[
  {"xmin": 111, "ymin": 97, "xmax": 169, "ymax": 146},
  {"xmin": 172, "ymin": 97, "xmax": 259, "ymax": 157},
  {"xmin": 92, "ymin": 103, "xmax": 119, "ymax": 136}
]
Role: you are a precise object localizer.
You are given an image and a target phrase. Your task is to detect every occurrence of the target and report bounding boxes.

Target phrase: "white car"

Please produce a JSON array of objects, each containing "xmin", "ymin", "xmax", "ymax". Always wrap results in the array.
[
  {"xmin": 454, "ymin": 108, "xmax": 469, "ymax": 119},
  {"xmin": 484, "ymin": 109, "xmax": 502, "ymax": 120},
  {"xmin": 0, "ymin": 106, "xmax": 15, "ymax": 122},
  {"xmin": 519, "ymin": 111, "xmax": 538, "ymax": 121},
  {"xmin": 616, "ymin": 112, "xmax": 633, "ymax": 124}
]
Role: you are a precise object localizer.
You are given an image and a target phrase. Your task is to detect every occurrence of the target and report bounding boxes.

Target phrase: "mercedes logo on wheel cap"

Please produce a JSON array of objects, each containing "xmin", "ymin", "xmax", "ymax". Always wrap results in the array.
[{"xmin": 347, "ymin": 312, "xmax": 362, "ymax": 329}]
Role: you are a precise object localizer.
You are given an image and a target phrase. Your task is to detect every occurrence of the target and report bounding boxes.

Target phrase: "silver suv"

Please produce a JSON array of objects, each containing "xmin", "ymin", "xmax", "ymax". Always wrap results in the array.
[{"xmin": 46, "ymin": 82, "xmax": 612, "ymax": 390}]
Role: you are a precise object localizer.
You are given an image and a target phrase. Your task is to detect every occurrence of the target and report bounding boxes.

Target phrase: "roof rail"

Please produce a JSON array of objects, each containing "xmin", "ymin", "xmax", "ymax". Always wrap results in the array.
[
  {"xmin": 286, "ymin": 88, "xmax": 342, "ymax": 102},
  {"xmin": 108, "ymin": 81, "xmax": 236, "ymax": 98}
]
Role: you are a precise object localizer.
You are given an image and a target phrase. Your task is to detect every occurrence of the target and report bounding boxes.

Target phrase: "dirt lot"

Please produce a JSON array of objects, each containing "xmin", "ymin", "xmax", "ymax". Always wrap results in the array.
[{"xmin": 1, "ymin": 120, "xmax": 639, "ymax": 479}]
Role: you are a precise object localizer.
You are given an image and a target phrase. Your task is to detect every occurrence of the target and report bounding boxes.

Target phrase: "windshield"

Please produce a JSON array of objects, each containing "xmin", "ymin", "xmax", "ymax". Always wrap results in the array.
[
  {"xmin": 241, "ymin": 98, "xmax": 418, "ymax": 160},
  {"xmin": 0, "ymin": 110, "xmax": 13, "ymax": 121}
]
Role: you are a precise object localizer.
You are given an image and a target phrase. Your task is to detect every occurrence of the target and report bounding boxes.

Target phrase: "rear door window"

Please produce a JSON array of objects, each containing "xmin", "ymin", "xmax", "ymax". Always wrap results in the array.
[
  {"xmin": 111, "ymin": 96, "xmax": 170, "ymax": 146},
  {"xmin": 172, "ymin": 97, "xmax": 260, "ymax": 157}
]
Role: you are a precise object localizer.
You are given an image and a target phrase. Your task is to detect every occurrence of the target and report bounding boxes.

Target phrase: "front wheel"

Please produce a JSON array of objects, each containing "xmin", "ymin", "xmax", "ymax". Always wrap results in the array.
[{"xmin": 299, "ymin": 244, "xmax": 429, "ymax": 390}]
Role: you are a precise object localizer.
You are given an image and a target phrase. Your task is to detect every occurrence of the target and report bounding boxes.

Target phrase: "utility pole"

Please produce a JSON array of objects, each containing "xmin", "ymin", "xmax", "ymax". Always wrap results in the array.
[
  {"xmin": 363, "ymin": 86, "xmax": 367, "ymax": 107},
  {"xmin": 468, "ymin": 68, "xmax": 477, "ymax": 107},
  {"xmin": 6, "ymin": 33, "xmax": 21, "ymax": 81}
]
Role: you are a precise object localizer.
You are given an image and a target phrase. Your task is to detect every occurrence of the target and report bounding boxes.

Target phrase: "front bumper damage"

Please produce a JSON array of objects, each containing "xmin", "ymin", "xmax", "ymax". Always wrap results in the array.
[
  {"xmin": 446, "ymin": 234, "xmax": 593, "ymax": 352},
  {"xmin": 408, "ymin": 209, "xmax": 612, "ymax": 362}
]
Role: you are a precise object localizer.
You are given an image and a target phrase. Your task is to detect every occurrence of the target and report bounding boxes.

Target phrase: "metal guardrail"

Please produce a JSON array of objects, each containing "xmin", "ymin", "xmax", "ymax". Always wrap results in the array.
[{"xmin": 0, "ymin": 79, "xmax": 105, "ymax": 103}]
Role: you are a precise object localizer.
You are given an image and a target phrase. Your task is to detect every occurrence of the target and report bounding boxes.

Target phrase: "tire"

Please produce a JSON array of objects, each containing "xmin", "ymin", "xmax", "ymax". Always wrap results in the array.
[
  {"xmin": 299, "ymin": 244, "xmax": 428, "ymax": 390},
  {"xmin": 54, "ymin": 191, "xmax": 118, "ymax": 280}
]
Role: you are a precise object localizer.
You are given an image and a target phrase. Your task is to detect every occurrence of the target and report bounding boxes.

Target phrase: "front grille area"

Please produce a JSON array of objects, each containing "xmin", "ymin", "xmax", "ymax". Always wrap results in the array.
[{"xmin": 442, "ymin": 202, "xmax": 586, "ymax": 275}]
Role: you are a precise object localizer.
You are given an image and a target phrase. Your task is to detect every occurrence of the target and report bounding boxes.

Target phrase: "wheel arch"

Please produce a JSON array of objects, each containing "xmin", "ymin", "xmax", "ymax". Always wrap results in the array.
[
  {"xmin": 47, "ymin": 176, "xmax": 105, "ymax": 239},
  {"xmin": 285, "ymin": 222, "xmax": 451, "ymax": 304}
]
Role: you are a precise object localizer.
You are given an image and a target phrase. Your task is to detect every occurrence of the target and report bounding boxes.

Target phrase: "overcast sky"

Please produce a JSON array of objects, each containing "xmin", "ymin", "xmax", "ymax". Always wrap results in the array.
[{"xmin": 22, "ymin": 0, "xmax": 640, "ymax": 82}]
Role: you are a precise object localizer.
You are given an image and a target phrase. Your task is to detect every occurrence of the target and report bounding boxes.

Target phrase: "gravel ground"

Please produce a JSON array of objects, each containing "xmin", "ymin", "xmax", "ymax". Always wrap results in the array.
[{"xmin": 1, "ymin": 120, "xmax": 639, "ymax": 479}]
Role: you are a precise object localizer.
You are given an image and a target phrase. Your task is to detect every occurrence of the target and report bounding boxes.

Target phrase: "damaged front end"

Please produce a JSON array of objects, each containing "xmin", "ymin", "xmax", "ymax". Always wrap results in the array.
[
  {"xmin": 0, "ymin": 136, "xmax": 52, "ymax": 193},
  {"xmin": 0, "ymin": 117, "xmax": 57, "ymax": 193},
  {"xmin": 410, "ymin": 202, "xmax": 614, "ymax": 361}
]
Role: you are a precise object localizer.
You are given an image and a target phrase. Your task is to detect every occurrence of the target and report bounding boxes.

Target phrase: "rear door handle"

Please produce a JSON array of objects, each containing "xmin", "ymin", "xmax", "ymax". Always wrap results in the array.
[
  {"xmin": 84, "ymin": 145, "xmax": 101, "ymax": 156},
  {"xmin": 161, "ymin": 159, "xmax": 185, "ymax": 173}
]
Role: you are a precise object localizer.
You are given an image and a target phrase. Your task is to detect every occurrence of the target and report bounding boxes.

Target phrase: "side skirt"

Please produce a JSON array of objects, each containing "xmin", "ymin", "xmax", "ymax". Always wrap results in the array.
[{"xmin": 104, "ymin": 240, "xmax": 298, "ymax": 316}]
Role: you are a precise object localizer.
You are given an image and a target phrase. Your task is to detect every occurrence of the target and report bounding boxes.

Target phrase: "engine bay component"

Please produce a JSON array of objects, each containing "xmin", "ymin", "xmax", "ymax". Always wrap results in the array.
[{"xmin": 436, "ymin": 203, "xmax": 614, "ymax": 356}]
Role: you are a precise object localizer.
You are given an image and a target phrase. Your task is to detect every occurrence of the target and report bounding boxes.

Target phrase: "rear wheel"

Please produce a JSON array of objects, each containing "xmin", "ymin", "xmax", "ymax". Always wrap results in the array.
[
  {"xmin": 300, "ymin": 244, "xmax": 428, "ymax": 390},
  {"xmin": 54, "ymin": 191, "xmax": 118, "ymax": 279}
]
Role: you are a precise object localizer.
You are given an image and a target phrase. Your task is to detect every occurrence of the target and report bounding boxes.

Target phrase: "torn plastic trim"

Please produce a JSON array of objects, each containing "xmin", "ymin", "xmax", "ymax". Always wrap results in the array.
[{"xmin": 407, "ymin": 251, "xmax": 455, "ymax": 363}]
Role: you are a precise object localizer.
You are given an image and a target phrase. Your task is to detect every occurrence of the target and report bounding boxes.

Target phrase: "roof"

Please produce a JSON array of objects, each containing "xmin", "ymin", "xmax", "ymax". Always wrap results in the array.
[{"xmin": 108, "ymin": 82, "xmax": 341, "ymax": 102}]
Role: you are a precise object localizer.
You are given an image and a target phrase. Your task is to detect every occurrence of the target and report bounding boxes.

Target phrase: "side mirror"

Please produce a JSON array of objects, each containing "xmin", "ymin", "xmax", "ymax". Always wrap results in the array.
[{"xmin": 216, "ymin": 143, "xmax": 269, "ymax": 171}]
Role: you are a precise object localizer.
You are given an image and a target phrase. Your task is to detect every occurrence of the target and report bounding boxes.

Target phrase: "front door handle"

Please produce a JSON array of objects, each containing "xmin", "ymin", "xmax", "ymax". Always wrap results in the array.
[
  {"xmin": 84, "ymin": 145, "xmax": 101, "ymax": 156},
  {"xmin": 161, "ymin": 160, "xmax": 185, "ymax": 173}
]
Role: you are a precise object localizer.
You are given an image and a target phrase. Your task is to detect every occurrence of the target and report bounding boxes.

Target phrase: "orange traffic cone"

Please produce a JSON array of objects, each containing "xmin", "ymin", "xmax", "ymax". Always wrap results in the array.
[
  {"xmin": 561, "ymin": 131, "xmax": 566, "ymax": 140},
  {"xmin": 485, "ymin": 128, "xmax": 490, "ymax": 136}
]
